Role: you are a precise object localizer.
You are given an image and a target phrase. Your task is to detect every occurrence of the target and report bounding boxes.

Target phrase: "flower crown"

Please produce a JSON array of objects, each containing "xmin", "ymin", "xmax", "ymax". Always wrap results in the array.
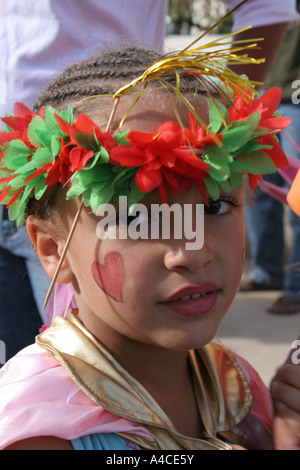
[{"xmin": 0, "ymin": 85, "xmax": 290, "ymax": 226}]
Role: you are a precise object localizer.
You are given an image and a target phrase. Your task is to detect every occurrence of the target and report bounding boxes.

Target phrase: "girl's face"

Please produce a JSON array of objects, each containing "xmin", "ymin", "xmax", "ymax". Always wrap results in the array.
[
  {"xmin": 65, "ymin": 184, "xmax": 245, "ymax": 354},
  {"xmin": 61, "ymin": 102, "xmax": 245, "ymax": 355}
]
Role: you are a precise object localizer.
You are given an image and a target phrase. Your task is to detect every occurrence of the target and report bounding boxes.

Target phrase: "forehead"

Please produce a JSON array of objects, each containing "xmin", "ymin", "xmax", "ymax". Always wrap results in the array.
[{"xmin": 100, "ymin": 89, "xmax": 210, "ymax": 133}]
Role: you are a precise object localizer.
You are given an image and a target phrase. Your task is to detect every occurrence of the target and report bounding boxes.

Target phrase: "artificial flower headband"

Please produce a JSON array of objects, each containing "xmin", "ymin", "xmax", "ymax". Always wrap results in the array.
[{"xmin": 0, "ymin": 86, "xmax": 290, "ymax": 227}]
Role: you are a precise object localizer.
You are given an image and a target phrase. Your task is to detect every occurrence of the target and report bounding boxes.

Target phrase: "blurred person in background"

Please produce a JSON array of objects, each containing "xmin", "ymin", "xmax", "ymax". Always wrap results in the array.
[{"xmin": 239, "ymin": 1, "xmax": 300, "ymax": 316}]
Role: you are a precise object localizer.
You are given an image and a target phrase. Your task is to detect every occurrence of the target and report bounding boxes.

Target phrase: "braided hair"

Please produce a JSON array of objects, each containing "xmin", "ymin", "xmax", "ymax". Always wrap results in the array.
[{"xmin": 33, "ymin": 48, "xmax": 160, "ymax": 112}]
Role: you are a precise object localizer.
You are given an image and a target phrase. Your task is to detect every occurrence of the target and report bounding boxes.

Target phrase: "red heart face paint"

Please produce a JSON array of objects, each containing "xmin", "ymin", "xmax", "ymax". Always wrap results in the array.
[{"xmin": 92, "ymin": 251, "xmax": 125, "ymax": 302}]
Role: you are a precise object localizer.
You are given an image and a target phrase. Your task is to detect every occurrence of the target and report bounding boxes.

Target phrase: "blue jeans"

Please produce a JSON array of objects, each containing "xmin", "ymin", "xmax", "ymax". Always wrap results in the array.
[
  {"xmin": 245, "ymin": 102, "xmax": 300, "ymax": 298},
  {"xmin": 0, "ymin": 207, "xmax": 50, "ymax": 361}
]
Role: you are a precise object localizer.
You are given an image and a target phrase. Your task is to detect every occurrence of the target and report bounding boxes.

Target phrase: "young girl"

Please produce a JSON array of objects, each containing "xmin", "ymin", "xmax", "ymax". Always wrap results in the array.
[{"xmin": 0, "ymin": 44, "xmax": 299, "ymax": 450}]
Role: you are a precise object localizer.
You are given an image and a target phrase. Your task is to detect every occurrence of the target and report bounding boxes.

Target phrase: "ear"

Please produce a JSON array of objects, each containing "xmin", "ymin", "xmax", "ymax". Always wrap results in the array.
[{"xmin": 26, "ymin": 215, "xmax": 74, "ymax": 284}]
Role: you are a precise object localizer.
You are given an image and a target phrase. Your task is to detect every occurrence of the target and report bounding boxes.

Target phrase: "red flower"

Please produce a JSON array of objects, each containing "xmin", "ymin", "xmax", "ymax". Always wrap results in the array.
[
  {"xmin": 228, "ymin": 88, "xmax": 291, "ymax": 134},
  {"xmin": 248, "ymin": 174, "xmax": 263, "ymax": 191},
  {"xmin": 259, "ymin": 134, "xmax": 290, "ymax": 170},
  {"xmin": 229, "ymin": 87, "xmax": 291, "ymax": 172},
  {"xmin": 184, "ymin": 113, "xmax": 223, "ymax": 148},
  {"xmin": 110, "ymin": 119, "xmax": 210, "ymax": 202},
  {"xmin": 24, "ymin": 136, "xmax": 95, "ymax": 189},
  {"xmin": 25, "ymin": 113, "xmax": 116, "ymax": 190},
  {"xmin": 0, "ymin": 102, "xmax": 37, "ymax": 150},
  {"xmin": 35, "ymin": 112, "xmax": 118, "ymax": 188},
  {"xmin": 55, "ymin": 113, "xmax": 116, "ymax": 152},
  {"xmin": 45, "ymin": 136, "xmax": 94, "ymax": 188}
]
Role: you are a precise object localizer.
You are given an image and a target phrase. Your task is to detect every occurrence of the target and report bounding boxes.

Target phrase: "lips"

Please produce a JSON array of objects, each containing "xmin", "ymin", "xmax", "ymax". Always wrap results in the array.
[{"xmin": 161, "ymin": 283, "xmax": 220, "ymax": 317}]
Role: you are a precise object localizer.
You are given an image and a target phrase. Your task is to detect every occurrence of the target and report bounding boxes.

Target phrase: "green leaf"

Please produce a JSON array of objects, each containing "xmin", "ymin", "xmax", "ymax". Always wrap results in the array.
[
  {"xmin": 66, "ymin": 176, "xmax": 86, "ymax": 199},
  {"xmin": 230, "ymin": 171, "xmax": 244, "ymax": 189},
  {"xmin": 32, "ymin": 147, "xmax": 52, "ymax": 163},
  {"xmin": 208, "ymin": 98, "xmax": 228, "ymax": 133},
  {"xmin": 9, "ymin": 171, "xmax": 31, "ymax": 188},
  {"xmin": 73, "ymin": 131, "xmax": 99, "ymax": 150},
  {"xmin": 207, "ymin": 165, "xmax": 230, "ymax": 182},
  {"xmin": 9, "ymin": 182, "xmax": 33, "ymax": 224},
  {"xmin": 35, "ymin": 129, "xmax": 52, "ymax": 148},
  {"xmin": 222, "ymin": 125, "xmax": 253, "ymax": 153},
  {"xmin": 239, "ymin": 151, "xmax": 277, "ymax": 175},
  {"xmin": 82, "ymin": 151, "xmax": 101, "ymax": 170},
  {"xmin": 99, "ymin": 147, "xmax": 110, "ymax": 163},
  {"xmin": 8, "ymin": 203, "xmax": 21, "ymax": 226},
  {"xmin": 115, "ymin": 130, "xmax": 131, "ymax": 145},
  {"xmin": 127, "ymin": 177, "xmax": 144, "ymax": 207},
  {"xmin": 239, "ymin": 140, "xmax": 272, "ymax": 154},
  {"xmin": 34, "ymin": 176, "xmax": 48, "ymax": 200},
  {"xmin": 66, "ymin": 163, "xmax": 115, "ymax": 201},
  {"xmin": 8, "ymin": 139, "xmax": 31, "ymax": 153},
  {"xmin": 44, "ymin": 107, "xmax": 64, "ymax": 130},
  {"xmin": 204, "ymin": 147, "xmax": 232, "ymax": 182},
  {"xmin": 242, "ymin": 111, "xmax": 260, "ymax": 132},
  {"xmin": 27, "ymin": 116, "xmax": 47, "ymax": 147},
  {"xmin": 50, "ymin": 135, "xmax": 61, "ymax": 158},
  {"xmin": 5, "ymin": 152, "xmax": 30, "ymax": 170},
  {"xmin": 203, "ymin": 177, "xmax": 220, "ymax": 200},
  {"xmin": 16, "ymin": 148, "xmax": 52, "ymax": 174},
  {"xmin": 230, "ymin": 159, "xmax": 257, "ymax": 173},
  {"xmin": 205, "ymin": 147, "xmax": 232, "ymax": 166},
  {"xmin": 218, "ymin": 179, "xmax": 232, "ymax": 193},
  {"xmin": 88, "ymin": 184, "xmax": 114, "ymax": 213},
  {"xmin": 59, "ymin": 106, "xmax": 73, "ymax": 125}
]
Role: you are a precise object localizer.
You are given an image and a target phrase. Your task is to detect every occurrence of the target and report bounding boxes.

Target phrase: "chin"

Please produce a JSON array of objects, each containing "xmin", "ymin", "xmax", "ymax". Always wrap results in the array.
[{"xmin": 161, "ymin": 331, "xmax": 217, "ymax": 353}]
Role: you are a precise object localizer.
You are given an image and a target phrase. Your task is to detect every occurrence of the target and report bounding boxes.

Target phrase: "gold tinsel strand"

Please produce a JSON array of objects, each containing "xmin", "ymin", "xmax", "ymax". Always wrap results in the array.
[{"xmin": 112, "ymin": 0, "xmax": 264, "ymax": 131}]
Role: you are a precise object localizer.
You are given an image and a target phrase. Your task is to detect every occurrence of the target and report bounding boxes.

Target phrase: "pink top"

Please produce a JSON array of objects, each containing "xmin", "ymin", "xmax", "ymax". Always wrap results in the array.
[{"xmin": 0, "ymin": 343, "xmax": 154, "ymax": 449}]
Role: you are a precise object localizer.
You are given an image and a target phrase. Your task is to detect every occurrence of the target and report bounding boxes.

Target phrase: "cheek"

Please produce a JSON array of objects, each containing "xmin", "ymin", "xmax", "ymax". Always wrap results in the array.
[
  {"xmin": 92, "ymin": 251, "xmax": 125, "ymax": 302},
  {"xmin": 242, "ymin": 247, "xmax": 246, "ymax": 265},
  {"xmin": 231, "ymin": 225, "xmax": 245, "ymax": 279},
  {"xmin": 221, "ymin": 216, "xmax": 245, "ymax": 274}
]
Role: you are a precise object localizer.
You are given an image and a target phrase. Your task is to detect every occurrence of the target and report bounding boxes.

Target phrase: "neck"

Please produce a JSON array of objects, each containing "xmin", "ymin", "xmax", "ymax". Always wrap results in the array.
[
  {"xmin": 107, "ymin": 335, "xmax": 190, "ymax": 389},
  {"xmin": 113, "ymin": 341, "xmax": 203, "ymax": 438},
  {"xmin": 77, "ymin": 304, "xmax": 190, "ymax": 387}
]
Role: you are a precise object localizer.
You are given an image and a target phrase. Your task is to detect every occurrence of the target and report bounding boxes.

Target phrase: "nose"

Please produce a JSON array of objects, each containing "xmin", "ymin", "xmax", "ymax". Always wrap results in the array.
[{"xmin": 164, "ymin": 237, "xmax": 215, "ymax": 273}]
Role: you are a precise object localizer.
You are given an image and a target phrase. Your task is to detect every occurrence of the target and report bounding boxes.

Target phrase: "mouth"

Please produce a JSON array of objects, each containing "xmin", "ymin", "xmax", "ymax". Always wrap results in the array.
[
  {"xmin": 161, "ymin": 283, "xmax": 220, "ymax": 317},
  {"xmin": 171, "ymin": 292, "xmax": 209, "ymax": 301}
]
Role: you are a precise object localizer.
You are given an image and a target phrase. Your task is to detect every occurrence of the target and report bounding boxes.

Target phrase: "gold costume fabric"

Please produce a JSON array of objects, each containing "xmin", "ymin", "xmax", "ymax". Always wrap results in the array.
[{"xmin": 36, "ymin": 310, "xmax": 271, "ymax": 450}]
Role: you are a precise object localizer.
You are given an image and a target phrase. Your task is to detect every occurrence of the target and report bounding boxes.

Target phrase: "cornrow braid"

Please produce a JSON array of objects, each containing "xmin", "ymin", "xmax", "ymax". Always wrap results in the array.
[
  {"xmin": 33, "ymin": 46, "xmax": 212, "ymax": 113},
  {"xmin": 33, "ymin": 48, "xmax": 161, "ymax": 111}
]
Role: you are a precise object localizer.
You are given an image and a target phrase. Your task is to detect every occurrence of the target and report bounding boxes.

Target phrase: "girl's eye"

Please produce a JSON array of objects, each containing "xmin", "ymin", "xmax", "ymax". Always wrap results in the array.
[{"xmin": 204, "ymin": 198, "xmax": 238, "ymax": 215}]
